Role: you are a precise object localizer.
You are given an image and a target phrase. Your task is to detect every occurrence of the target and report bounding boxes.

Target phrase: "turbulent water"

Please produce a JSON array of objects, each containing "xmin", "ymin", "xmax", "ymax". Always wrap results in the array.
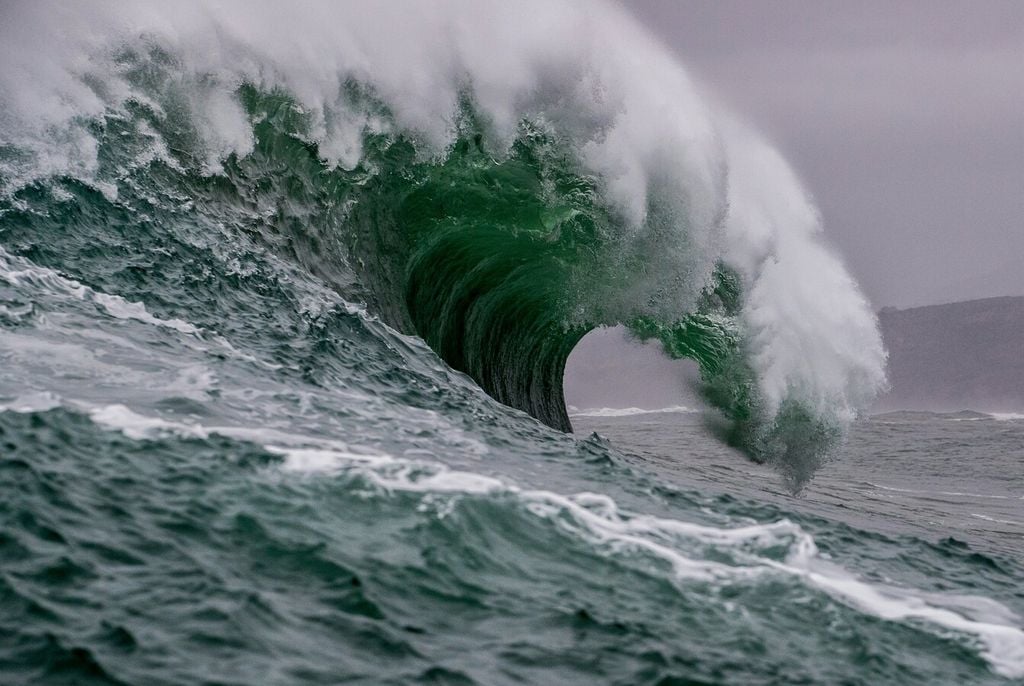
[{"xmin": 1, "ymin": 1, "xmax": 1021, "ymax": 684}]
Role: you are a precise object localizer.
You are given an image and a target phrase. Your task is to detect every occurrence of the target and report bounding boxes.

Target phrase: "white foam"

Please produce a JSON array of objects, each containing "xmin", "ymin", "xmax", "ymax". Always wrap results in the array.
[
  {"xmin": 569, "ymin": 405, "xmax": 697, "ymax": 418},
  {"xmin": 89, "ymin": 404, "xmax": 209, "ymax": 441},
  {"xmin": 990, "ymin": 412, "xmax": 1024, "ymax": 422},
  {"xmin": 0, "ymin": 247, "xmax": 199, "ymax": 335},
  {"xmin": 87, "ymin": 403, "xmax": 354, "ymax": 449},
  {"xmin": 868, "ymin": 483, "xmax": 1012, "ymax": 501},
  {"xmin": 971, "ymin": 513, "xmax": 1023, "ymax": 527},
  {"xmin": 0, "ymin": 391, "xmax": 63, "ymax": 414},
  {"xmin": 266, "ymin": 443, "xmax": 1024, "ymax": 677},
  {"xmin": 74, "ymin": 400, "xmax": 1024, "ymax": 677},
  {"xmin": 798, "ymin": 565, "xmax": 1024, "ymax": 677},
  {"xmin": 91, "ymin": 292, "xmax": 198, "ymax": 335},
  {"xmin": 162, "ymin": 365, "xmax": 218, "ymax": 399}
]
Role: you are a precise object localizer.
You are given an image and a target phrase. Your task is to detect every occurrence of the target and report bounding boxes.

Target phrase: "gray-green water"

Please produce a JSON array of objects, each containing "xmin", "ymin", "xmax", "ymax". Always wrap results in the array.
[
  {"xmin": 1, "ymin": 2, "xmax": 1022, "ymax": 682},
  {"xmin": 2, "ymin": 247, "xmax": 1023, "ymax": 683},
  {"xmin": 573, "ymin": 409, "xmax": 1024, "ymax": 557},
  {"xmin": 3, "ymin": 374, "xmax": 1024, "ymax": 686}
]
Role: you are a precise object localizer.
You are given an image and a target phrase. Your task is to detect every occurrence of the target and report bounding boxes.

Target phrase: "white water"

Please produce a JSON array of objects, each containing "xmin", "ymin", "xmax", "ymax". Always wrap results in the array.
[
  {"xmin": 68, "ymin": 401, "xmax": 1024, "ymax": 678},
  {"xmin": 0, "ymin": 247, "xmax": 199, "ymax": 334},
  {"xmin": 990, "ymin": 412, "xmax": 1024, "ymax": 421}
]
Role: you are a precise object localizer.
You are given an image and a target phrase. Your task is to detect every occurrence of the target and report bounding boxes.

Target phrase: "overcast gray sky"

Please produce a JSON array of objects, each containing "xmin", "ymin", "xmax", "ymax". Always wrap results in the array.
[{"xmin": 626, "ymin": 0, "xmax": 1023, "ymax": 308}]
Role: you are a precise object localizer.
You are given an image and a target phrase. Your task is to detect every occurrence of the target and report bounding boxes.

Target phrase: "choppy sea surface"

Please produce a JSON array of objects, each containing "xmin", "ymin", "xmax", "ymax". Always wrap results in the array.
[
  {"xmin": 3, "ymin": 321, "xmax": 1023, "ymax": 686},
  {"xmin": 572, "ymin": 408, "xmax": 1024, "ymax": 557}
]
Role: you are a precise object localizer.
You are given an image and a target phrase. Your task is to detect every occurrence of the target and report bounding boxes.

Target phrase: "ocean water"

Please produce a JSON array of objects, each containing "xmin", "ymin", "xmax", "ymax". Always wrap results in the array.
[
  {"xmin": 2, "ymin": 386, "xmax": 1023, "ymax": 685},
  {"xmin": 1, "ymin": 2, "xmax": 1021, "ymax": 684},
  {"xmin": 572, "ymin": 408, "xmax": 1024, "ymax": 557}
]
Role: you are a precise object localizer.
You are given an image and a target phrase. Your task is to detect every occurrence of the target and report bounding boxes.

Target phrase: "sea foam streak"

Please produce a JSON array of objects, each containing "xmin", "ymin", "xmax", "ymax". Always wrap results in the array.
[
  {"xmin": 75, "ymin": 403, "xmax": 1024, "ymax": 678},
  {"xmin": 0, "ymin": 247, "xmax": 199, "ymax": 335}
]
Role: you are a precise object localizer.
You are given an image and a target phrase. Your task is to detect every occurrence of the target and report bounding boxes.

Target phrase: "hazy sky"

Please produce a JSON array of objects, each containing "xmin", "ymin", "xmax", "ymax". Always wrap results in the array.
[{"xmin": 626, "ymin": 0, "xmax": 1023, "ymax": 308}]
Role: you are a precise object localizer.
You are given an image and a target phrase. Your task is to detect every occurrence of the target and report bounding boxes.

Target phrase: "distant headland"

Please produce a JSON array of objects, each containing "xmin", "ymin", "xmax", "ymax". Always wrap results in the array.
[{"xmin": 876, "ymin": 296, "xmax": 1024, "ymax": 412}]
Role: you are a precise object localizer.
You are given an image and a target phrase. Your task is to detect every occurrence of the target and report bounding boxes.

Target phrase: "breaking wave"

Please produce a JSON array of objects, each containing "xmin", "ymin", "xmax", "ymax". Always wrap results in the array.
[{"xmin": 0, "ymin": 0, "xmax": 886, "ymax": 487}]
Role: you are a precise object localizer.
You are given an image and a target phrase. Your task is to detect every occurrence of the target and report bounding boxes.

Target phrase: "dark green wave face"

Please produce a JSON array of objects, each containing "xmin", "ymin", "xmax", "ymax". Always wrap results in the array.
[
  {"xmin": 216, "ymin": 87, "xmax": 754, "ymax": 442},
  {"xmin": 241, "ymin": 94, "xmax": 835, "ymax": 484},
  {"xmin": 1, "ymin": 68, "xmax": 840, "ymax": 488}
]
